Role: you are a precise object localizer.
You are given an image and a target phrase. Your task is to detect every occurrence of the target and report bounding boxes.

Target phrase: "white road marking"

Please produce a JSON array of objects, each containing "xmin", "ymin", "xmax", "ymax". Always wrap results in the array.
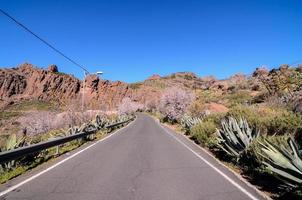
[
  {"xmin": 159, "ymin": 123, "xmax": 261, "ymax": 200},
  {"xmin": 0, "ymin": 118, "xmax": 136, "ymax": 197}
]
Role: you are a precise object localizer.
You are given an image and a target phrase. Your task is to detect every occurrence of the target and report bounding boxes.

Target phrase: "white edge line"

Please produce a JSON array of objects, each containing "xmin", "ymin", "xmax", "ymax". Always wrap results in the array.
[
  {"xmin": 157, "ymin": 121, "xmax": 261, "ymax": 200},
  {"xmin": 174, "ymin": 126, "xmax": 271, "ymax": 200},
  {"xmin": 0, "ymin": 118, "xmax": 137, "ymax": 197}
]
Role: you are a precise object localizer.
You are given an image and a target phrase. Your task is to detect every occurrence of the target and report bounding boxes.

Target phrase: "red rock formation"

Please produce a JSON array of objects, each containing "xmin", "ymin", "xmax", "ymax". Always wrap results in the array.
[
  {"xmin": 0, "ymin": 63, "xmax": 80, "ymax": 104},
  {"xmin": 147, "ymin": 74, "xmax": 161, "ymax": 80},
  {"xmin": 0, "ymin": 63, "xmax": 252, "ymax": 111},
  {"xmin": 0, "ymin": 63, "xmax": 136, "ymax": 110}
]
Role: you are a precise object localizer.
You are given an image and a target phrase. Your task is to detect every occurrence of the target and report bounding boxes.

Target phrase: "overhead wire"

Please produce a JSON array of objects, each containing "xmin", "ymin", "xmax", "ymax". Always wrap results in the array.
[{"xmin": 0, "ymin": 8, "xmax": 90, "ymax": 74}]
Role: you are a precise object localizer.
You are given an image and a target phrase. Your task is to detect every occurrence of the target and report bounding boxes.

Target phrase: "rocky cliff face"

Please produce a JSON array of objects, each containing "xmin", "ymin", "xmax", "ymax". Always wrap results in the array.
[
  {"xmin": 0, "ymin": 63, "xmax": 136, "ymax": 110},
  {"xmin": 0, "ymin": 63, "xmax": 81, "ymax": 105},
  {"xmin": 0, "ymin": 63, "xmax": 253, "ymax": 110},
  {"xmin": 83, "ymin": 74, "xmax": 132, "ymax": 110}
]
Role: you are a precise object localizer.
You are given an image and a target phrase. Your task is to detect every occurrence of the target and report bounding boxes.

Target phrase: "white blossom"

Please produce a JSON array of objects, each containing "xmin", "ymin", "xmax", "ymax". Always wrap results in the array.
[{"xmin": 159, "ymin": 87, "xmax": 195, "ymax": 122}]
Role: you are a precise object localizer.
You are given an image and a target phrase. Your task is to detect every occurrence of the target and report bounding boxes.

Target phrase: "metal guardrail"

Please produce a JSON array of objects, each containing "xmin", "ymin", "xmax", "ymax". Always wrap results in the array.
[
  {"xmin": 105, "ymin": 118, "xmax": 132, "ymax": 129},
  {"xmin": 0, "ymin": 117, "xmax": 135, "ymax": 164}
]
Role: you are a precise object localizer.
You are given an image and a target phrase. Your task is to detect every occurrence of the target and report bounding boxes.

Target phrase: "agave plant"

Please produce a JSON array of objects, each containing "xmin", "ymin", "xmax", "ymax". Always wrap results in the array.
[
  {"xmin": 258, "ymin": 137, "xmax": 302, "ymax": 188},
  {"xmin": 95, "ymin": 114, "xmax": 109, "ymax": 129},
  {"xmin": 117, "ymin": 114, "xmax": 129, "ymax": 123},
  {"xmin": 5, "ymin": 134, "xmax": 26, "ymax": 151},
  {"xmin": 216, "ymin": 117, "xmax": 260, "ymax": 159},
  {"xmin": 180, "ymin": 114, "xmax": 202, "ymax": 133},
  {"xmin": 0, "ymin": 134, "xmax": 27, "ymax": 171}
]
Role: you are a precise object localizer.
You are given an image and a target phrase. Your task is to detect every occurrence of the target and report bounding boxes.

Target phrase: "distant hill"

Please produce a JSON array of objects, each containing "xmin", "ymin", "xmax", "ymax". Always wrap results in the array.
[{"xmin": 0, "ymin": 63, "xmax": 258, "ymax": 111}]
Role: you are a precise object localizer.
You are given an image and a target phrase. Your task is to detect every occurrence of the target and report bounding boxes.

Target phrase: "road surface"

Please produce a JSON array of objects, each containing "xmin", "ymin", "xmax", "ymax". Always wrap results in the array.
[{"xmin": 0, "ymin": 114, "xmax": 266, "ymax": 200}]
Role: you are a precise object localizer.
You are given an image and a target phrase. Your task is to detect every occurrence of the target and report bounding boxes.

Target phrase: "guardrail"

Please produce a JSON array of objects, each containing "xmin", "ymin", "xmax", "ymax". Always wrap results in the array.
[
  {"xmin": 105, "ymin": 119, "xmax": 132, "ymax": 129},
  {"xmin": 0, "ymin": 117, "xmax": 135, "ymax": 164}
]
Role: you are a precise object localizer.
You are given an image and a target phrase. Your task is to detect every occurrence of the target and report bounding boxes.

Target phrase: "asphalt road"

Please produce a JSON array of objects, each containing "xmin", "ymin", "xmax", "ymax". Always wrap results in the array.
[{"xmin": 0, "ymin": 114, "xmax": 266, "ymax": 200}]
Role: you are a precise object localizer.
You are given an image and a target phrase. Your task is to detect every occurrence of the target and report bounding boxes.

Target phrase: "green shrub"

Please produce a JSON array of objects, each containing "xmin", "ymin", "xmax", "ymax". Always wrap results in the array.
[
  {"xmin": 184, "ymin": 74, "xmax": 193, "ymax": 80},
  {"xmin": 145, "ymin": 80, "xmax": 166, "ymax": 89},
  {"xmin": 7, "ymin": 100, "xmax": 57, "ymax": 112},
  {"xmin": 129, "ymin": 82, "xmax": 142, "ymax": 90},
  {"xmin": 227, "ymin": 105, "xmax": 302, "ymax": 135},
  {"xmin": 197, "ymin": 90, "xmax": 220, "ymax": 103},
  {"xmin": 204, "ymin": 113, "xmax": 226, "ymax": 125},
  {"xmin": 190, "ymin": 120, "xmax": 217, "ymax": 147},
  {"xmin": 225, "ymin": 91, "xmax": 253, "ymax": 106},
  {"xmin": 267, "ymin": 112, "xmax": 302, "ymax": 135},
  {"xmin": 0, "ymin": 111, "xmax": 21, "ymax": 121}
]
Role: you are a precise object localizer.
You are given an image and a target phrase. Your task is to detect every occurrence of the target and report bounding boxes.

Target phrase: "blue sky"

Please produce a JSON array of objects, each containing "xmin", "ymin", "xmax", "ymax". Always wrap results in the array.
[{"xmin": 1, "ymin": 0, "xmax": 302, "ymax": 82}]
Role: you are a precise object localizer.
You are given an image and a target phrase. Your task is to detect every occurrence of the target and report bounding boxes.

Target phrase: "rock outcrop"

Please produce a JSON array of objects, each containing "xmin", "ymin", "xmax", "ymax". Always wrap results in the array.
[
  {"xmin": 0, "ymin": 63, "xmax": 136, "ymax": 110},
  {"xmin": 48, "ymin": 65, "xmax": 58, "ymax": 73},
  {"xmin": 0, "ymin": 63, "xmax": 81, "ymax": 104},
  {"xmin": 147, "ymin": 74, "xmax": 161, "ymax": 80}
]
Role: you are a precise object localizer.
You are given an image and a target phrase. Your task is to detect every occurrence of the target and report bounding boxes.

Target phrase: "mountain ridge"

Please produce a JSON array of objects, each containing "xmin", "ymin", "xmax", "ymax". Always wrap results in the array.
[{"xmin": 0, "ymin": 63, "xmax": 255, "ymax": 111}]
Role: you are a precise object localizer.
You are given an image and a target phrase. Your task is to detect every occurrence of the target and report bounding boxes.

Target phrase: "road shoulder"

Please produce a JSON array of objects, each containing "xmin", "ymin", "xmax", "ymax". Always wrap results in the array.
[{"xmin": 149, "ymin": 115, "xmax": 271, "ymax": 200}]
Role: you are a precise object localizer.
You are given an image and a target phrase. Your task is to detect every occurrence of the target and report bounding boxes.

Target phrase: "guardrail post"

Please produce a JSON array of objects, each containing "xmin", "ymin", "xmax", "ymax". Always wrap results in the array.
[{"xmin": 55, "ymin": 145, "xmax": 59, "ymax": 155}]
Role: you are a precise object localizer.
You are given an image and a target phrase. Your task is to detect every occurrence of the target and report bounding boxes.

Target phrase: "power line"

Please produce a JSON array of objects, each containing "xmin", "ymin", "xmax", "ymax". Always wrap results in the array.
[
  {"xmin": 0, "ymin": 8, "xmax": 90, "ymax": 74},
  {"xmin": 288, "ymin": 59, "xmax": 302, "ymax": 67}
]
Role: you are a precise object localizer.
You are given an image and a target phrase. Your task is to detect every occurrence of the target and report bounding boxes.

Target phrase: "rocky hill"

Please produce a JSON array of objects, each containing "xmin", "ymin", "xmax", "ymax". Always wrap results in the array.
[
  {"xmin": 0, "ymin": 63, "xmax": 130, "ymax": 110},
  {"xmin": 0, "ymin": 63, "xmax": 257, "ymax": 111}
]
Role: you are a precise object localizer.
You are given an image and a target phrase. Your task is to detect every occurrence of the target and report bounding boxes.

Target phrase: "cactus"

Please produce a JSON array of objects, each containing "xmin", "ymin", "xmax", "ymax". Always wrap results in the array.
[
  {"xmin": 258, "ymin": 137, "xmax": 302, "ymax": 188},
  {"xmin": 217, "ymin": 117, "xmax": 260, "ymax": 159}
]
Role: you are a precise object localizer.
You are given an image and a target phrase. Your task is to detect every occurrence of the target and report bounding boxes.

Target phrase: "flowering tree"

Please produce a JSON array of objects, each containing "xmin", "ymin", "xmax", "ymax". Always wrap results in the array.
[
  {"xmin": 145, "ymin": 98, "xmax": 159, "ymax": 112},
  {"xmin": 18, "ymin": 111, "xmax": 56, "ymax": 136},
  {"xmin": 159, "ymin": 87, "xmax": 195, "ymax": 122},
  {"xmin": 52, "ymin": 110, "xmax": 96, "ymax": 129},
  {"xmin": 118, "ymin": 97, "xmax": 143, "ymax": 115},
  {"xmin": 18, "ymin": 110, "xmax": 102, "ymax": 136}
]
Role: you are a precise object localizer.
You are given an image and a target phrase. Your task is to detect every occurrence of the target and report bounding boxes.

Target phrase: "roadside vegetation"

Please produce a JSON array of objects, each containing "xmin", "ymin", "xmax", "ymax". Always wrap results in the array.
[
  {"xmin": 0, "ymin": 99, "xmax": 136, "ymax": 184},
  {"xmin": 147, "ymin": 65, "xmax": 302, "ymax": 199},
  {"xmin": 1, "ymin": 64, "xmax": 302, "ymax": 199}
]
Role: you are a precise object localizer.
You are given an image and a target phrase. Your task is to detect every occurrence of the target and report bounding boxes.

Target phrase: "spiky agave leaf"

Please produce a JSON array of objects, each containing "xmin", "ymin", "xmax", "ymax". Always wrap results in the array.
[
  {"xmin": 2, "ymin": 134, "xmax": 27, "ymax": 170},
  {"xmin": 5, "ymin": 134, "xmax": 26, "ymax": 151},
  {"xmin": 94, "ymin": 114, "xmax": 108, "ymax": 129},
  {"xmin": 216, "ymin": 117, "xmax": 259, "ymax": 159},
  {"xmin": 180, "ymin": 114, "xmax": 202, "ymax": 133},
  {"xmin": 288, "ymin": 139, "xmax": 302, "ymax": 172},
  {"xmin": 6, "ymin": 134, "xmax": 17, "ymax": 151},
  {"xmin": 258, "ymin": 137, "xmax": 302, "ymax": 187}
]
